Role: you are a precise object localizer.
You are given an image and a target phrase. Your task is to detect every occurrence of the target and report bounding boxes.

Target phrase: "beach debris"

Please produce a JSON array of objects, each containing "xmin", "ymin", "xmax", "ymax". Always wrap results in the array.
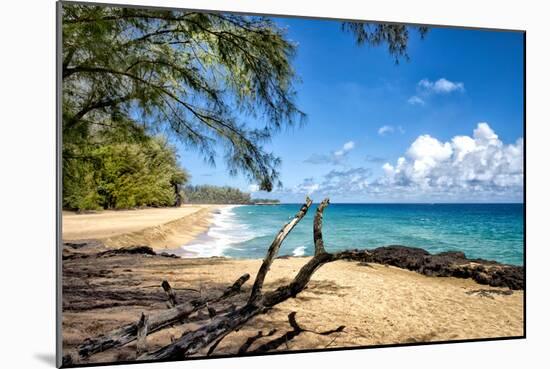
[
  {"xmin": 313, "ymin": 198, "xmax": 330, "ymax": 255},
  {"xmin": 161, "ymin": 280, "xmax": 178, "ymax": 308},
  {"xmin": 138, "ymin": 198, "xmax": 373, "ymax": 361},
  {"xmin": 207, "ymin": 304, "xmax": 217, "ymax": 318},
  {"xmin": 465, "ymin": 289, "xmax": 514, "ymax": 299},
  {"xmin": 64, "ymin": 198, "xmax": 381, "ymax": 363},
  {"xmin": 62, "ymin": 273, "xmax": 250, "ymax": 365},
  {"xmin": 249, "ymin": 197, "xmax": 314, "ymax": 303},
  {"xmin": 136, "ymin": 313, "xmax": 149, "ymax": 356}
]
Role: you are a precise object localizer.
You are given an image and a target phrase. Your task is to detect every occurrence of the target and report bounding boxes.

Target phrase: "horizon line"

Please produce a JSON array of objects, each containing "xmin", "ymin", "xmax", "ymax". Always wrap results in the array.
[{"xmin": 251, "ymin": 202, "xmax": 525, "ymax": 205}]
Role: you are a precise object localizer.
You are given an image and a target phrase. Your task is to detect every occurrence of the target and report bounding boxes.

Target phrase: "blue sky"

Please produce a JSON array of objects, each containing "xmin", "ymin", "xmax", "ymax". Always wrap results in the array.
[{"xmin": 176, "ymin": 18, "xmax": 524, "ymax": 203}]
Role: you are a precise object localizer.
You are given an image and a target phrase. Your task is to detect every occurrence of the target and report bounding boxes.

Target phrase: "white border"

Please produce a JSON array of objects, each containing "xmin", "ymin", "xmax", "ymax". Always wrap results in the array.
[{"xmin": 2, "ymin": 1, "xmax": 547, "ymax": 368}]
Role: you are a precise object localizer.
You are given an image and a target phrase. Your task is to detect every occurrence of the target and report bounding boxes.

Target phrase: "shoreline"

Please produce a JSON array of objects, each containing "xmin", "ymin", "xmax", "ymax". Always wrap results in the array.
[
  {"xmin": 62, "ymin": 204, "xmax": 227, "ymax": 250},
  {"xmin": 171, "ymin": 204, "xmax": 249, "ymax": 258},
  {"xmin": 62, "ymin": 204, "xmax": 524, "ymax": 269}
]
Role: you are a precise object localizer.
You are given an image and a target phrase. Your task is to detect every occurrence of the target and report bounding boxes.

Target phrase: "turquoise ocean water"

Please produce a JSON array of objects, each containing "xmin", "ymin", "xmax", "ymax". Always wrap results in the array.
[{"xmin": 180, "ymin": 203, "xmax": 524, "ymax": 266}]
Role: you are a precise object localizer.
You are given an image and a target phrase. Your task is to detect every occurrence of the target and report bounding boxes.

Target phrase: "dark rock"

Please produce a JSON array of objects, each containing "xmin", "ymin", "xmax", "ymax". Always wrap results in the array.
[
  {"xmin": 357, "ymin": 245, "xmax": 524, "ymax": 290},
  {"xmin": 97, "ymin": 246, "xmax": 157, "ymax": 257},
  {"xmin": 159, "ymin": 252, "xmax": 180, "ymax": 258},
  {"xmin": 62, "ymin": 240, "xmax": 106, "ymax": 260},
  {"xmin": 63, "ymin": 240, "xmax": 103, "ymax": 249},
  {"xmin": 63, "ymin": 245, "xmax": 161, "ymax": 261}
]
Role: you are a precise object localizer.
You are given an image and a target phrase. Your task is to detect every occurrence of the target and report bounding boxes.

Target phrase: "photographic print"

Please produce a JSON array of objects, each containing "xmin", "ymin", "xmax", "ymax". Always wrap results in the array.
[{"xmin": 58, "ymin": 1, "xmax": 525, "ymax": 366}]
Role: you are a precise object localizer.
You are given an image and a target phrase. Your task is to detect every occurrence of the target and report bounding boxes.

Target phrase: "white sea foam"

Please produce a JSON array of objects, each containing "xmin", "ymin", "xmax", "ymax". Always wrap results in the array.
[
  {"xmin": 181, "ymin": 205, "xmax": 256, "ymax": 258},
  {"xmin": 292, "ymin": 246, "xmax": 306, "ymax": 257}
]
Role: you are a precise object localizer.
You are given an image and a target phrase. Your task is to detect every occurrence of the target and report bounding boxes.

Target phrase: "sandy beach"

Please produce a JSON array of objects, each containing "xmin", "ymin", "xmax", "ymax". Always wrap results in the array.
[
  {"xmin": 60, "ymin": 204, "xmax": 524, "ymax": 365},
  {"xmin": 62, "ymin": 205, "xmax": 222, "ymax": 250},
  {"xmin": 62, "ymin": 249, "xmax": 524, "ymax": 365}
]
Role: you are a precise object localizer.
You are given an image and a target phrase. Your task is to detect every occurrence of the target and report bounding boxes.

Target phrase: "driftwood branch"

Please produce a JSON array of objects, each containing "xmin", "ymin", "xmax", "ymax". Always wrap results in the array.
[
  {"xmin": 140, "ymin": 303, "xmax": 267, "ymax": 361},
  {"xmin": 63, "ymin": 273, "xmax": 250, "ymax": 365},
  {"xmin": 68, "ymin": 198, "xmax": 377, "ymax": 364},
  {"xmin": 139, "ymin": 199, "xmax": 370, "ymax": 361},
  {"xmin": 262, "ymin": 249, "xmax": 371, "ymax": 307},
  {"xmin": 136, "ymin": 313, "xmax": 148, "ymax": 356},
  {"xmin": 249, "ymin": 197, "xmax": 312, "ymax": 303},
  {"xmin": 313, "ymin": 198, "xmax": 330, "ymax": 255},
  {"xmin": 206, "ymin": 304, "xmax": 217, "ymax": 318},
  {"xmin": 186, "ymin": 305, "xmax": 237, "ymax": 324},
  {"xmin": 161, "ymin": 280, "xmax": 178, "ymax": 308}
]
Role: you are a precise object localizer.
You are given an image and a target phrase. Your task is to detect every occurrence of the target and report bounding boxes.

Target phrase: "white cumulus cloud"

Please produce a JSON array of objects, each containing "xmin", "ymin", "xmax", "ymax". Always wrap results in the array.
[
  {"xmin": 379, "ymin": 122, "xmax": 523, "ymax": 199},
  {"xmin": 418, "ymin": 78, "xmax": 465, "ymax": 93},
  {"xmin": 289, "ymin": 123, "xmax": 522, "ymax": 202},
  {"xmin": 408, "ymin": 78, "xmax": 465, "ymax": 106}
]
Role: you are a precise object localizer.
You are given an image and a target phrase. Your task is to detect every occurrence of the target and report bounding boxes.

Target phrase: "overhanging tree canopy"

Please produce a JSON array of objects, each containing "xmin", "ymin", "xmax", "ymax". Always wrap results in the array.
[{"xmin": 62, "ymin": 4, "xmax": 426, "ymax": 192}]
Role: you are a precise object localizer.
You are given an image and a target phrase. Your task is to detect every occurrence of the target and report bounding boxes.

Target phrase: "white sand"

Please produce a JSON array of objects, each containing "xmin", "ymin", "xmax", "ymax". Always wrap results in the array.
[{"xmin": 62, "ymin": 205, "xmax": 222, "ymax": 250}]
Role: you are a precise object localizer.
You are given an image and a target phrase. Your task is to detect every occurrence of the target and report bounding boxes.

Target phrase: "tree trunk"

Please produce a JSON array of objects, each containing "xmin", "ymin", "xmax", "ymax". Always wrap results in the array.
[
  {"xmin": 139, "ymin": 198, "xmax": 371, "ymax": 361},
  {"xmin": 249, "ymin": 197, "xmax": 312, "ymax": 303}
]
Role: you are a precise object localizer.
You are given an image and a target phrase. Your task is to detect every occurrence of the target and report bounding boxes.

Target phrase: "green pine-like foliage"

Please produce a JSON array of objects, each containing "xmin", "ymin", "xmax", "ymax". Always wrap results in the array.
[
  {"xmin": 63, "ymin": 137, "xmax": 188, "ymax": 210},
  {"xmin": 182, "ymin": 185, "xmax": 252, "ymax": 205},
  {"xmin": 61, "ymin": 3, "xmax": 425, "ymax": 211}
]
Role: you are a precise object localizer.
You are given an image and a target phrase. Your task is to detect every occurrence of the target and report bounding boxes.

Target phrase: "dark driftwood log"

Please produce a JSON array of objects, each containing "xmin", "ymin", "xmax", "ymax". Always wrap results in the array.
[
  {"xmin": 191, "ymin": 305, "xmax": 237, "ymax": 323},
  {"xmin": 139, "ymin": 304, "xmax": 266, "ymax": 360},
  {"xmin": 136, "ymin": 313, "xmax": 148, "ymax": 356},
  {"xmin": 207, "ymin": 305, "xmax": 216, "ymax": 318},
  {"xmin": 249, "ymin": 197, "xmax": 313, "ymax": 303},
  {"xmin": 262, "ymin": 249, "xmax": 371, "ymax": 307},
  {"xmin": 139, "ymin": 199, "xmax": 371, "ymax": 361},
  {"xmin": 63, "ymin": 273, "xmax": 250, "ymax": 365},
  {"xmin": 161, "ymin": 280, "xmax": 178, "ymax": 308},
  {"xmin": 313, "ymin": 198, "xmax": 330, "ymax": 255}
]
